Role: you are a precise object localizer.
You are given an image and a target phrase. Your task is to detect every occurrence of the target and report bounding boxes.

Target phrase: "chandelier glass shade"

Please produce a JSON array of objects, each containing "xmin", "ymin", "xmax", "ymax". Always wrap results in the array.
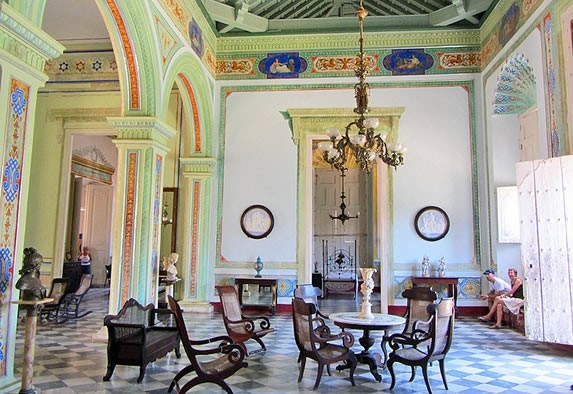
[{"xmin": 318, "ymin": 0, "xmax": 406, "ymax": 174}]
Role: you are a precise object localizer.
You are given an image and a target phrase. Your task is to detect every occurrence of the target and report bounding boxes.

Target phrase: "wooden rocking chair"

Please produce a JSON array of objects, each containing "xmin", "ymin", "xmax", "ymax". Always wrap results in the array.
[
  {"xmin": 40, "ymin": 278, "xmax": 69, "ymax": 323},
  {"xmin": 58, "ymin": 273, "xmax": 93, "ymax": 322},
  {"xmin": 167, "ymin": 296, "xmax": 247, "ymax": 393},
  {"xmin": 215, "ymin": 285, "xmax": 275, "ymax": 355}
]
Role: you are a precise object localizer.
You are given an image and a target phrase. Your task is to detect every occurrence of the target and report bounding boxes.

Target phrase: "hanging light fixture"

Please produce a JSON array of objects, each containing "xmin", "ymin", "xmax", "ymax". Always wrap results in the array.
[
  {"xmin": 330, "ymin": 168, "xmax": 359, "ymax": 224},
  {"xmin": 317, "ymin": 0, "xmax": 406, "ymax": 173}
]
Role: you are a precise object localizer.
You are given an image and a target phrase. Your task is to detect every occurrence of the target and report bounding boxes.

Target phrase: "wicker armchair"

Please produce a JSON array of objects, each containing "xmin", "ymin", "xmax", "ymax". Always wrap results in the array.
[
  {"xmin": 387, "ymin": 297, "xmax": 455, "ymax": 394},
  {"xmin": 292, "ymin": 297, "xmax": 357, "ymax": 390},
  {"xmin": 381, "ymin": 286, "xmax": 438, "ymax": 363}
]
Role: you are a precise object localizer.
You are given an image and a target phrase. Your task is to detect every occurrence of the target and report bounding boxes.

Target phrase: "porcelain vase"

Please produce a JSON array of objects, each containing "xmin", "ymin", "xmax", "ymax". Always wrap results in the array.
[
  {"xmin": 254, "ymin": 256, "xmax": 263, "ymax": 278},
  {"xmin": 359, "ymin": 268, "xmax": 377, "ymax": 319}
]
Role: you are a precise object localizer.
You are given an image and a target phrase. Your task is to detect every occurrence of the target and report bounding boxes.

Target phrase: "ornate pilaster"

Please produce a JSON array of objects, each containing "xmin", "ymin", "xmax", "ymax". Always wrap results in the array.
[
  {"xmin": 107, "ymin": 117, "xmax": 176, "ymax": 313},
  {"xmin": 178, "ymin": 157, "xmax": 217, "ymax": 312},
  {"xmin": 0, "ymin": 4, "xmax": 64, "ymax": 391}
]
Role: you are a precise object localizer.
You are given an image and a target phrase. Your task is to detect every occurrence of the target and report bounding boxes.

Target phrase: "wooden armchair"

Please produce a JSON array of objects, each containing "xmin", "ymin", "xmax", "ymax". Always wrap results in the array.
[
  {"xmin": 291, "ymin": 297, "xmax": 357, "ymax": 390},
  {"xmin": 103, "ymin": 298, "xmax": 181, "ymax": 383},
  {"xmin": 40, "ymin": 278, "xmax": 69, "ymax": 323},
  {"xmin": 215, "ymin": 285, "xmax": 275, "ymax": 355},
  {"xmin": 387, "ymin": 298, "xmax": 455, "ymax": 394},
  {"xmin": 381, "ymin": 286, "xmax": 438, "ymax": 363},
  {"xmin": 167, "ymin": 296, "xmax": 247, "ymax": 394}
]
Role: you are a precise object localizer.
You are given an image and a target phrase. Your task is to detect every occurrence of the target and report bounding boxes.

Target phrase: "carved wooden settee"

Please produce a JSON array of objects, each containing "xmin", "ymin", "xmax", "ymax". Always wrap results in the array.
[{"xmin": 103, "ymin": 298, "xmax": 181, "ymax": 383}]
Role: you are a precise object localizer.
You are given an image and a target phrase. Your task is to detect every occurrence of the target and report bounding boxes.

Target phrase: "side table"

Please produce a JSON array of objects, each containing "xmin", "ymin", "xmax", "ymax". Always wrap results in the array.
[{"xmin": 234, "ymin": 277, "xmax": 277, "ymax": 315}]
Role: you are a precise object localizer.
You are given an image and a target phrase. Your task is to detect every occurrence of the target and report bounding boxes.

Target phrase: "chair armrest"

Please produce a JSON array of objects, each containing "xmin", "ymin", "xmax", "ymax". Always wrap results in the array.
[
  {"xmin": 387, "ymin": 332, "xmax": 424, "ymax": 350},
  {"xmin": 189, "ymin": 334, "xmax": 233, "ymax": 347},
  {"xmin": 317, "ymin": 310, "xmax": 330, "ymax": 320},
  {"xmin": 225, "ymin": 316, "xmax": 271, "ymax": 332},
  {"xmin": 193, "ymin": 342, "xmax": 245, "ymax": 358},
  {"xmin": 313, "ymin": 323, "xmax": 331, "ymax": 338},
  {"xmin": 242, "ymin": 314, "xmax": 272, "ymax": 329},
  {"xmin": 315, "ymin": 330, "xmax": 354, "ymax": 348},
  {"xmin": 219, "ymin": 343, "xmax": 247, "ymax": 366}
]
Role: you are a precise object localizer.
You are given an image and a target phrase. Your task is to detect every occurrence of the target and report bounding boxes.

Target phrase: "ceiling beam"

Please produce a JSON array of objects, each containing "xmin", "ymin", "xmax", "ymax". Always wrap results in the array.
[
  {"xmin": 429, "ymin": 0, "xmax": 493, "ymax": 26},
  {"xmin": 268, "ymin": 14, "xmax": 431, "ymax": 32},
  {"xmin": 203, "ymin": 0, "xmax": 269, "ymax": 32}
]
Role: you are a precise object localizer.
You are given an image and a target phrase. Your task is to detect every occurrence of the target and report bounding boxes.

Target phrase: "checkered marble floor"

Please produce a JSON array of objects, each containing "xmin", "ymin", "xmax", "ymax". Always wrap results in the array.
[{"xmin": 12, "ymin": 289, "xmax": 573, "ymax": 393}]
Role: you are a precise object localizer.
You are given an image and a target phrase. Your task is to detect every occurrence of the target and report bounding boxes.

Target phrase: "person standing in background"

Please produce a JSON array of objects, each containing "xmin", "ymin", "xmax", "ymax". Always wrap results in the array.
[{"xmin": 78, "ymin": 246, "xmax": 92, "ymax": 275}]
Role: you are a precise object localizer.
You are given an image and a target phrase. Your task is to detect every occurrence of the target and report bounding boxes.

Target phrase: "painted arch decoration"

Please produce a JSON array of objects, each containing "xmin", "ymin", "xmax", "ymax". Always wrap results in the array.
[{"xmin": 493, "ymin": 54, "xmax": 536, "ymax": 115}]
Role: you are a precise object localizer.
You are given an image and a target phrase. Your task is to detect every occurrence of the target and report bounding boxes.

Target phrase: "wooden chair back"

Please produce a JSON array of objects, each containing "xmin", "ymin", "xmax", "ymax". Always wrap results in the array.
[
  {"xmin": 216, "ymin": 285, "xmax": 243, "ymax": 321},
  {"xmin": 291, "ymin": 297, "xmax": 357, "ymax": 390},
  {"xmin": 40, "ymin": 278, "xmax": 69, "ymax": 321},
  {"xmin": 403, "ymin": 286, "xmax": 438, "ymax": 334}
]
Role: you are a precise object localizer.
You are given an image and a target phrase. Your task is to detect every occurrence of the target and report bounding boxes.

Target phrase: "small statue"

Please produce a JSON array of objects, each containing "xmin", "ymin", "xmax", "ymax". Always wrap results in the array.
[
  {"xmin": 15, "ymin": 247, "xmax": 47, "ymax": 301},
  {"xmin": 438, "ymin": 257, "xmax": 447, "ymax": 277},
  {"xmin": 162, "ymin": 252, "xmax": 179, "ymax": 282},
  {"xmin": 421, "ymin": 255, "xmax": 430, "ymax": 277}
]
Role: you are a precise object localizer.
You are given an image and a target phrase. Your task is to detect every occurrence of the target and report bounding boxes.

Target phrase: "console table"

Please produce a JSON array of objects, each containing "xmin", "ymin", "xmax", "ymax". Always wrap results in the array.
[
  {"xmin": 234, "ymin": 277, "xmax": 277, "ymax": 315},
  {"xmin": 412, "ymin": 276, "xmax": 459, "ymax": 306}
]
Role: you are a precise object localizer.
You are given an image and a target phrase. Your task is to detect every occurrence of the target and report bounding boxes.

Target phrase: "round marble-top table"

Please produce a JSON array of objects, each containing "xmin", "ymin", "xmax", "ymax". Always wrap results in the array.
[{"xmin": 329, "ymin": 312, "xmax": 406, "ymax": 382}]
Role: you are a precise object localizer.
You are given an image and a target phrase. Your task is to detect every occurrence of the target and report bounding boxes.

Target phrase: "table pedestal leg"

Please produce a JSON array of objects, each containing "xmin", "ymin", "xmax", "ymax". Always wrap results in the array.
[
  {"xmin": 336, "ymin": 329, "xmax": 383, "ymax": 382},
  {"xmin": 20, "ymin": 306, "xmax": 40, "ymax": 394}
]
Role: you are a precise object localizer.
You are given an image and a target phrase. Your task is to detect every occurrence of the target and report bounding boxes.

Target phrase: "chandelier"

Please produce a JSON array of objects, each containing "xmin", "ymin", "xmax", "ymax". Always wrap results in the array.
[
  {"xmin": 330, "ymin": 168, "xmax": 359, "ymax": 224},
  {"xmin": 318, "ymin": 0, "xmax": 406, "ymax": 174}
]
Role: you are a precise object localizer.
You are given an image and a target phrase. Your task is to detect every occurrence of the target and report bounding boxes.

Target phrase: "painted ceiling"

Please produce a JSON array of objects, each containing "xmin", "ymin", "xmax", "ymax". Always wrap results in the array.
[{"xmin": 198, "ymin": 0, "xmax": 500, "ymax": 35}]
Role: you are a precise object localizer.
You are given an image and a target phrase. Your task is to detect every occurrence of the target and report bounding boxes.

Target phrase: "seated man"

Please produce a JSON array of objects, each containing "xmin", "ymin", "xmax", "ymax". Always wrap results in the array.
[
  {"xmin": 479, "ymin": 268, "xmax": 524, "ymax": 329},
  {"xmin": 479, "ymin": 269, "xmax": 511, "ymax": 309}
]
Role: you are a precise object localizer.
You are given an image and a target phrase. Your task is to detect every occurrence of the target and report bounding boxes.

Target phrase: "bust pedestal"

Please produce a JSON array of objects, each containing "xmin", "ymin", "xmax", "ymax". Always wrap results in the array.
[{"xmin": 12, "ymin": 298, "xmax": 53, "ymax": 394}]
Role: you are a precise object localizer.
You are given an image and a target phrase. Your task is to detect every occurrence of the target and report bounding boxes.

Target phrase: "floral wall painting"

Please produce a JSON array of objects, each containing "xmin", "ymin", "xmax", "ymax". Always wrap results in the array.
[
  {"xmin": 189, "ymin": 19, "xmax": 204, "ymax": 57},
  {"xmin": 499, "ymin": 3, "xmax": 520, "ymax": 46},
  {"xmin": 383, "ymin": 49, "xmax": 434, "ymax": 75},
  {"xmin": 259, "ymin": 53, "xmax": 307, "ymax": 79}
]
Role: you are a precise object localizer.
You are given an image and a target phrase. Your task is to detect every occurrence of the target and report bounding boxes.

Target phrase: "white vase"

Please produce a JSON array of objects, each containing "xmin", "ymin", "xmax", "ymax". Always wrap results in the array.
[{"xmin": 359, "ymin": 268, "xmax": 377, "ymax": 319}]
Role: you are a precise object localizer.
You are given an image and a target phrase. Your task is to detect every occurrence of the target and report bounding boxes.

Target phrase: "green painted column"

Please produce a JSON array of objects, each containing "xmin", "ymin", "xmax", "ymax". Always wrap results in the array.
[
  {"xmin": 0, "ymin": 3, "xmax": 63, "ymax": 392},
  {"xmin": 178, "ymin": 157, "xmax": 217, "ymax": 312},
  {"xmin": 107, "ymin": 117, "xmax": 176, "ymax": 314}
]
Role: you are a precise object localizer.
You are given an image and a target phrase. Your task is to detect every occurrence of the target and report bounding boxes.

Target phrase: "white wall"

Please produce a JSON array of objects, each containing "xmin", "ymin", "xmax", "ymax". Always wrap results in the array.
[
  {"xmin": 221, "ymin": 82, "xmax": 476, "ymax": 276},
  {"xmin": 221, "ymin": 90, "xmax": 298, "ymax": 263}
]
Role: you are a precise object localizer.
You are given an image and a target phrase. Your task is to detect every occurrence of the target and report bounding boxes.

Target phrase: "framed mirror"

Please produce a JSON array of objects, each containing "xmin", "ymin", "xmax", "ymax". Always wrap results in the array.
[{"xmin": 161, "ymin": 187, "xmax": 178, "ymax": 255}]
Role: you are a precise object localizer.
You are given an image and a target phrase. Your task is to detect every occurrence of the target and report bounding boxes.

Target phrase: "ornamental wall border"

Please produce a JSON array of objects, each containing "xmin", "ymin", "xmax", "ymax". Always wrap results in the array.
[{"xmin": 216, "ymin": 30, "xmax": 480, "ymax": 54}]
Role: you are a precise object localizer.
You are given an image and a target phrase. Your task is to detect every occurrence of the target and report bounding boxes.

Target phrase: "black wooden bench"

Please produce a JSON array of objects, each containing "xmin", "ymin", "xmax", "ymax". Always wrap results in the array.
[{"xmin": 103, "ymin": 298, "xmax": 181, "ymax": 383}]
